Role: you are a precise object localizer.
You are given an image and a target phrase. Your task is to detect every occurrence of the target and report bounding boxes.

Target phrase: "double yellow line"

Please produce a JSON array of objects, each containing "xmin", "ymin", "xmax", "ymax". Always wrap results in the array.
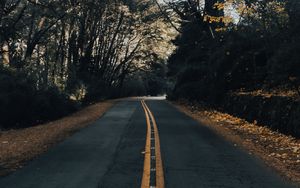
[{"xmin": 141, "ymin": 100, "xmax": 165, "ymax": 188}]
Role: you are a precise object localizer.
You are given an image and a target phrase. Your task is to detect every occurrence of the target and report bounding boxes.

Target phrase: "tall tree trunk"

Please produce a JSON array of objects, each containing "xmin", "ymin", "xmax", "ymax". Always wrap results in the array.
[
  {"xmin": 1, "ymin": 41, "xmax": 10, "ymax": 65},
  {"xmin": 286, "ymin": 0, "xmax": 300, "ymax": 32}
]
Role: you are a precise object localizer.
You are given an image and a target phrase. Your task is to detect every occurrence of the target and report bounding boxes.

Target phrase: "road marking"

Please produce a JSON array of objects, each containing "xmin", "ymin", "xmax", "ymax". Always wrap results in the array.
[
  {"xmin": 141, "ymin": 100, "xmax": 151, "ymax": 188},
  {"xmin": 141, "ymin": 100, "xmax": 165, "ymax": 188}
]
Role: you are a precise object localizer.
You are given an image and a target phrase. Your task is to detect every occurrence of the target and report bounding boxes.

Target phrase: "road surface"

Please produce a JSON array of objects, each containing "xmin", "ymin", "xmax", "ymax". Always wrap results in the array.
[{"xmin": 0, "ymin": 98, "xmax": 297, "ymax": 188}]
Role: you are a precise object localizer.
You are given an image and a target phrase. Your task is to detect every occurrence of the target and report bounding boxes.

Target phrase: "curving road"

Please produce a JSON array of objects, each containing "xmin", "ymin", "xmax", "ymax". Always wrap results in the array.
[{"xmin": 0, "ymin": 98, "xmax": 297, "ymax": 188}]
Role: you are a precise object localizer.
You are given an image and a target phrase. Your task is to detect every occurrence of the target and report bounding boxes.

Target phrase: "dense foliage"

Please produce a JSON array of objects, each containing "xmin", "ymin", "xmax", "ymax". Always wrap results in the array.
[
  {"xmin": 0, "ymin": 65, "xmax": 76, "ymax": 128},
  {"xmin": 167, "ymin": 0, "xmax": 300, "ymax": 103}
]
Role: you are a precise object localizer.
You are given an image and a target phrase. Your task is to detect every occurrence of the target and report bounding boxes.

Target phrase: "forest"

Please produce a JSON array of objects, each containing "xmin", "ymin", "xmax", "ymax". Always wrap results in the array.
[
  {"xmin": 166, "ymin": 0, "xmax": 300, "ymax": 137},
  {"xmin": 1, "ymin": 0, "xmax": 300, "ymax": 136},
  {"xmin": 167, "ymin": 0, "xmax": 300, "ymax": 101},
  {"xmin": 0, "ymin": 0, "xmax": 174, "ymax": 128}
]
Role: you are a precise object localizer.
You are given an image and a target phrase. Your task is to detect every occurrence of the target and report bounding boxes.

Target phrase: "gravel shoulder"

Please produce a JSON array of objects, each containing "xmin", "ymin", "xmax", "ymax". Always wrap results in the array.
[
  {"xmin": 0, "ymin": 101, "xmax": 115, "ymax": 176},
  {"xmin": 171, "ymin": 100, "xmax": 300, "ymax": 185}
]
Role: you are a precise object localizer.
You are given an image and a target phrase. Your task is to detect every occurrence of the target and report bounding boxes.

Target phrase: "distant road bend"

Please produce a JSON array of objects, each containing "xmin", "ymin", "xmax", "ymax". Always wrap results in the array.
[{"xmin": 0, "ymin": 97, "xmax": 296, "ymax": 188}]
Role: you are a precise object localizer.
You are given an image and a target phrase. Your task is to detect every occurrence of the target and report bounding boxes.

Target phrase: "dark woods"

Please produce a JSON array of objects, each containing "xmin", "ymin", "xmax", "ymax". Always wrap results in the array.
[
  {"xmin": 0, "ymin": 0, "xmax": 172, "ymax": 129},
  {"xmin": 167, "ymin": 0, "xmax": 300, "ymax": 102},
  {"xmin": 166, "ymin": 0, "xmax": 300, "ymax": 137}
]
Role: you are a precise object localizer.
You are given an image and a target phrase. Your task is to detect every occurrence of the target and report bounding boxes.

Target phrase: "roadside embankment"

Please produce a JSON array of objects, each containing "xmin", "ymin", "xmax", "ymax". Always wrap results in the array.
[{"xmin": 222, "ymin": 92, "xmax": 300, "ymax": 138}]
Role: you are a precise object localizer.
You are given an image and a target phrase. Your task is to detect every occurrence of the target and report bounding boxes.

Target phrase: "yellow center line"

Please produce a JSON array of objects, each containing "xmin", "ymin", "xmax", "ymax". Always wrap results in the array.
[
  {"xmin": 141, "ymin": 101, "xmax": 151, "ymax": 187},
  {"xmin": 141, "ymin": 100, "xmax": 165, "ymax": 188}
]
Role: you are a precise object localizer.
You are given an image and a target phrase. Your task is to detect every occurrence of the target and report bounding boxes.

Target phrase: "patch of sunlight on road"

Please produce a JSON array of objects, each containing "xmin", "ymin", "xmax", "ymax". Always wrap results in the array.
[{"xmin": 133, "ymin": 95, "xmax": 167, "ymax": 101}]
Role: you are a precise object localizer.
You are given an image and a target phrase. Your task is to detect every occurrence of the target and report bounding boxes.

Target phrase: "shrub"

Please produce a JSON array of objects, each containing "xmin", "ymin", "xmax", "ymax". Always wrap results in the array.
[{"xmin": 0, "ymin": 66, "xmax": 77, "ymax": 129}]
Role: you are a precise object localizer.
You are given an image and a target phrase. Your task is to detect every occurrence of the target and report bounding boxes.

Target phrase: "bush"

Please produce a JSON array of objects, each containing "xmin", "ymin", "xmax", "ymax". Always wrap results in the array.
[
  {"xmin": 83, "ymin": 80, "xmax": 114, "ymax": 102},
  {"xmin": 0, "ymin": 66, "xmax": 77, "ymax": 129}
]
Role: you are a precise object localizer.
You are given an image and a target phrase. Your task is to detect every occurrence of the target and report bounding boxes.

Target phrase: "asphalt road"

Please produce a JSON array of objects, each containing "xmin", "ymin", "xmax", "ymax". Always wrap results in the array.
[{"xmin": 0, "ymin": 98, "xmax": 297, "ymax": 188}]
